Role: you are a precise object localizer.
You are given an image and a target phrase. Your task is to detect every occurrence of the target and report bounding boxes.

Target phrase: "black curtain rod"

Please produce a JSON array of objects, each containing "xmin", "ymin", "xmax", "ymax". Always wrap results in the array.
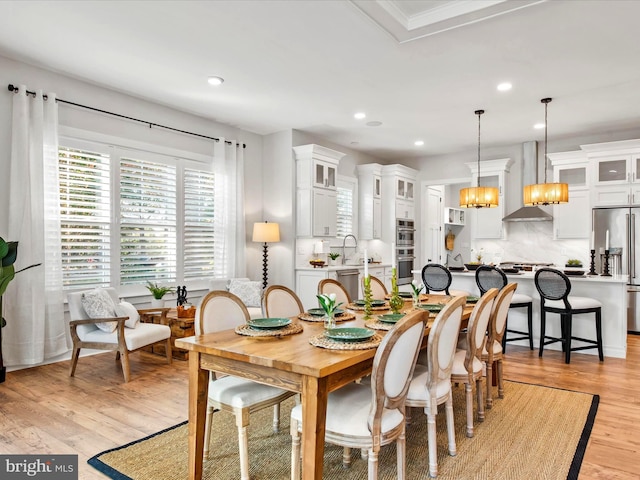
[{"xmin": 7, "ymin": 84, "xmax": 246, "ymax": 149}]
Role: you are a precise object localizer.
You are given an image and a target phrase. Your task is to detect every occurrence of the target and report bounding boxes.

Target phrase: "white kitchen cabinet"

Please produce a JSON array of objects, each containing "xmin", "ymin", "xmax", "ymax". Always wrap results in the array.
[
  {"xmin": 294, "ymin": 144, "xmax": 346, "ymax": 237},
  {"xmin": 582, "ymin": 139, "xmax": 640, "ymax": 207},
  {"xmin": 465, "ymin": 158, "xmax": 513, "ymax": 240},
  {"xmin": 357, "ymin": 163, "xmax": 383, "ymax": 240},
  {"xmin": 381, "ymin": 164, "xmax": 418, "ymax": 242},
  {"xmin": 295, "ymin": 269, "xmax": 337, "ymax": 310},
  {"xmin": 549, "ymin": 151, "xmax": 590, "ymax": 239}
]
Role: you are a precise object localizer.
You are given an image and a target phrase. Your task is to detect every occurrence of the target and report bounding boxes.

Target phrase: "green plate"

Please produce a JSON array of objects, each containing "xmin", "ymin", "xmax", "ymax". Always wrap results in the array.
[
  {"xmin": 398, "ymin": 292, "xmax": 413, "ymax": 298},
  {"xmin": 466, "ymin": 296, "xmax": 480, "ymax": 304},
  {"xmin": 247, "ymin": 317, "xmax": 291, "ymax": 329},
  {"xmin": 417, "ymin": 304, "xmax": 444, "ymax": 313},
  {"xmin": 378, "ymin": 313, "xmax": 406, "ymax": 324},
  {"xmin": 307, "ymin": 308, "xmax": 344, "ymax": 317},
  {"xmin": 325, "ymin": 327, "xmax": 375, "ymax": 342},
  {"xmin": 354, "ymin": 299, "xmax": 386, "ymax": 307}
]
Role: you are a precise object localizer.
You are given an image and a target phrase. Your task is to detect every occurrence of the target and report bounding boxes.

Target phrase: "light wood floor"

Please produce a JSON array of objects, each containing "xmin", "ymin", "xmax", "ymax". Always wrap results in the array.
[{"xmin": 1, "ymin": 336, "xmax": 638, "ymax": 479}]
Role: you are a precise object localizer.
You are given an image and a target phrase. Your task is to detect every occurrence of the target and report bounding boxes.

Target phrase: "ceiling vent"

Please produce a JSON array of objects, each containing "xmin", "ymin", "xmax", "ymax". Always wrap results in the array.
[{"xmin": 502, "ymin": 141, "xmax": 553, "ymax": 222}]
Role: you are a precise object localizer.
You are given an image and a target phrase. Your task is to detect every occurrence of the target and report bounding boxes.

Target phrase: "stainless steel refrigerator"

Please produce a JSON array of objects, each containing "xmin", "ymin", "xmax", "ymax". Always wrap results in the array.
[{"xmin": 593, "ymin": 207, "xmax": 640, "ymax": 332}]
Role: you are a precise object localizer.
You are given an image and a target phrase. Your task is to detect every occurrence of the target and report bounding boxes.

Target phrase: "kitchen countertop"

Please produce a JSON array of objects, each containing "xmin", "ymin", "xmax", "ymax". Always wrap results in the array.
[
  {"xmin": 296, "ymin": 263, "xmax": 392, "ymax": 271},
  {"xmin": 449, "ymin": 270, "xmax": 628, "ymax": 283}
]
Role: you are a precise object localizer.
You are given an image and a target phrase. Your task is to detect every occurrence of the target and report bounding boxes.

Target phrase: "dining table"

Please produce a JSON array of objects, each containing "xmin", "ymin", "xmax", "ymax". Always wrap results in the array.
[{"xmin": 175, "ymin": 294, "xmax": 474, "ymax": 480}]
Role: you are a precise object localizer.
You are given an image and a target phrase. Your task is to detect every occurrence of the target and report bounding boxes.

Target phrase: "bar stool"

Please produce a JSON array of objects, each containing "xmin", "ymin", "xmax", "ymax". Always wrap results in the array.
[
  {"xmin": 534, "ymin": 268, "xmax": 603, "ymax": 364},
  {"xmin": 421, "ymin": 263, "xmax": 470, "ymax": 297},
  {"xmin": 475, "ymin": 265, "xmax": 534, "ymax": 351}
]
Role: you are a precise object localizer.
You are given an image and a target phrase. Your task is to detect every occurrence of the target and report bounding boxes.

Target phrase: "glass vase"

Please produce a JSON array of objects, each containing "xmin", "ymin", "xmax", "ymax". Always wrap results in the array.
[
  {"xmin": 412, "ymin": 293, "xmax": 420, "ymax": 309},
  {"xmin": 324, "ymin": 311, "xmax": 336, "ymax": 330}
]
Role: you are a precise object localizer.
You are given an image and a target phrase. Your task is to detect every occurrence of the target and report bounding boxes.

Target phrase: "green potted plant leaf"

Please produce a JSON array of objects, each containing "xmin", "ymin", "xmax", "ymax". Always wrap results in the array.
[
  {"xmin": 1, "ymin": 237, "xmax": 41, "ymax": 383},
  {"xmin": 328, "ymin": 252, "xmax": 340, "ymax": 265},
  {"xmin": 146, "ymin": 281, "xmax": 175, "ymax": 308}
]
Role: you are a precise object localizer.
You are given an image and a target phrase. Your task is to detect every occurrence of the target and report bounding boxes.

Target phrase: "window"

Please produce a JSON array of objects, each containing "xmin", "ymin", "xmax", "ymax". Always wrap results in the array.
[
  {"xmin": 336, "ymin": 177, "xmax": 357, "ymax": 238},
  {"xmin": 58, "ymin": 137, "xmax": 219, "ymax": 291}
]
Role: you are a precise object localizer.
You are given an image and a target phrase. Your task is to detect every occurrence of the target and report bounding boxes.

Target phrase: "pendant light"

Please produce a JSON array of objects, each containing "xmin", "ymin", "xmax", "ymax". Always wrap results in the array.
[
  {"xmin": 523, "ymin": 98, "xmax": 569, "ymax": 206},
  {"xmin": 460, "ymin": 109, "xmax": 499, "ymax": 208}
]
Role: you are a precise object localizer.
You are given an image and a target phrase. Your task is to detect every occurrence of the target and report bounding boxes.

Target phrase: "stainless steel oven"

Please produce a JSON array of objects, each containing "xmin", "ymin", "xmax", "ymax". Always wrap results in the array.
[
  {"xmin": 396, "ymin": 219, "xmax": 415, "ymax": 246},
  {"xmin": 396, "ymin": 247, "xmax": 415, "ymax": 285}
]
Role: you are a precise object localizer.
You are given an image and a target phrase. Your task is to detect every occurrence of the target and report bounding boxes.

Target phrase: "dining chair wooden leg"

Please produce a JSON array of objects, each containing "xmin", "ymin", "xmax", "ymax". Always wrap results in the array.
[
  {"xmin": 426, "ymin": 411, "xmax": 438, "ymax": 477},
  {"xmin": 497, "ymin": 359, "xmax": 504, "ymax": 399},
  {"xmin": 361, "ymin": 448, "xmax": 368, "ymax": 460},
  {"xmin": 397, "ymin": 430, "xmax": 406, "ymax": 480},
  {"xmin": 485, "ymin": 360, "xmax": 493, "ymax": 409},
  {"xmin": 342, "ymin": 447, "xmax": 352, "ymax": 467},
  {"xmin": 203, "ymin": 405, "xmax": 215, "ymax": 460},
  {"xmin": 235, "ymin": 411, "xmax": 251, "ymax": 480},
  {"xmin": 445, "ymin": 392, "xmax": 457, "ymax": 457},
  {"xmin": 273, "ymin": 404, "xmax": 281, "ymax": 432},
  {"xmin": 476, "ymin": 379, "xmax": 485, "ymax": 422},
  {"xmin": 290, "ymin": 418, "xmax": 301, "ymax": 480},
  {"xmin": 368, "ymin": 447, "xmax": 379, "ymax": 480},
  {"xmin": 465, "ymin": 382, "xmax": 474, "ymax": 437}
]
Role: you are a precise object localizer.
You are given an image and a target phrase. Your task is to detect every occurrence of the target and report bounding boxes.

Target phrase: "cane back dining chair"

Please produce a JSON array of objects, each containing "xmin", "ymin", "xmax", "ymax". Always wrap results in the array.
[
  {"xmin": 197, "ymin": 290, "xmax": 296, "ymax": 480},
  {"xmin": 67, "ymin": 287, "xmax": 172, "ymax": 383},
  {"xmin": 475, "ymin": 265, "xmax": 534, "ymax": 351},
  {"xmin": 362, "ymin": 274, "xmax": 388, "ymax": 300},
  {"xmin": 290, "ymin": 310, "xmax": 427, "ymax": 480},
  {"xmin": 534, "ymin": 268, "xmax": 603, "ymax": 364},
  {"xmin": 405, "ymin": 296, "xmax": 466, "ymax": 478},
  {"xmin": 451, "ymin": 287, "xmax": 498, "ymax": 437},
  {"xmin": 318, "ymin": 278, "xmax": 352, "ymax": 305},
  {"xmin": 481, "ymin": 283, "xmax": 517, "ymax": 409},
  {"xmin": 421, "ymin": 263, "xmax": 470, "ymax": 297},
  {"xmin": 263, "ymin": 284, "xmax": 304, "ymax": 318}
]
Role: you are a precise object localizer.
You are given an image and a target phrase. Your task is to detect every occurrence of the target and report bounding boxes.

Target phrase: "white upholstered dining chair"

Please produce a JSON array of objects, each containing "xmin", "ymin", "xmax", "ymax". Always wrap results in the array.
[
  {"xmin": 318, "ymin": 278, "xmax": 352, "ymax": 305},
  {"xmin": 451, "ymin": 288, "xmax": 498, "ymax": 437},
  {"xmin": 290, "ymin": 310, "xmax": 427, "ymax": 480},
  {"xmin": 405, "ymin": 295, "xmax": 466, "ymax": 478},
  {"xmin": 263, "ymin": 284, "xmax": 304, "ymax": 318},
  {"xmin": 197, "ymin": 290, "xmax": 296, "ymax": 480}
]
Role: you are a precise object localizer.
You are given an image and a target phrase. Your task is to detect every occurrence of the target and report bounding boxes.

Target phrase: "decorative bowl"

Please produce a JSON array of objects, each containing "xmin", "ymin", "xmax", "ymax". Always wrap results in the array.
[
  {"xmin": 309, "ymin": 260, "xmax": 326, "ymax": 268},
  {"xmin": 464, "ymin": 263, "xmax": 482, "ymax": 271}
]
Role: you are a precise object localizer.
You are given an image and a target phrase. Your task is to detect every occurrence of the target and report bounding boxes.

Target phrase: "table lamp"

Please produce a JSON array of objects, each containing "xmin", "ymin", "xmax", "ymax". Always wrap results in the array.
[{"xmin": 252, "ymin": 221, "xmax": 280, "ymax": 289}]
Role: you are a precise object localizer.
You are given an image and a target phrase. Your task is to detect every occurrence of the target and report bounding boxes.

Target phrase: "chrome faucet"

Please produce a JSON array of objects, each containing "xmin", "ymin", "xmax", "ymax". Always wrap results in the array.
[{"xmin": 342, "ymin": 234, "xmax": 358, "ymax": 265}]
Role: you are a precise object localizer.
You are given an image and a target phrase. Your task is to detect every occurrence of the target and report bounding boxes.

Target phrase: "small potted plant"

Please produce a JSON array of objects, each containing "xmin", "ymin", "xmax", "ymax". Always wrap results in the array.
[
  {"xmin": 565, "ymin": 259, "xmax": 583, "ymax": 268},
  {"xmin": 465, "ymin": 248, "xmax": 484, "ymax": 271},
  {"xmin": 317, "ymin": 293, "xmax": 343, "ymax": 330},
  {"xmin": 328, "ymin": 252, "xmax": 340, "ymax": 265},
  {"xmin": 146, "ymin": 281, "xmax": 175, "ymax": 308}
]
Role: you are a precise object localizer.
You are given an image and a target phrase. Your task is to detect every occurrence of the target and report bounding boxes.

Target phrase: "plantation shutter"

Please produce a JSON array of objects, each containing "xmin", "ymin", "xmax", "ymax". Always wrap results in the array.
[
  {"xmin": 336, "ymin": 185, "xmax": 354, "ymax": 237},
  {"xmin": 59, "ymin": 146, "xmax": 112, "ymax": 288},
  {"xmin": 119, "ymin": 157, "xmax": 177, "ymax": 284},
  {"xmin": 183, "ymin": 168, "xmax": 216, "ymax": 280}
]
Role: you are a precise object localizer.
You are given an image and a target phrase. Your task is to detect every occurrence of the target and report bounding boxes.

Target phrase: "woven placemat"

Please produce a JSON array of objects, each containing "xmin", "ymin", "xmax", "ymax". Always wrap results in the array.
[
  {"xmin": 297, "ymin": 311, "xmax": 356, "ymax": 322},
  {"xmin": 346, "ymin": 302, "xmax": 389, "ymax": 311},
  {"xmin": 235, "ymin": 323, "xmax": 303, "ymax": 337},
  {"xmin": 364, "ymin": 319, "xmax": 395, "ymax": 331},
  {"xmin": 309, "ymin": 332, "xmax": 382, "ymax": 350}
]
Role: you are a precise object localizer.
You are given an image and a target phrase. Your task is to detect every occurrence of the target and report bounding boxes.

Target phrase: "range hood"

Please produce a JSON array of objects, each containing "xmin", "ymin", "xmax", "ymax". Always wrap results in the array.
[{"xmin": 502, "ymin": 141, "xmax": 553, "ymax": 222}]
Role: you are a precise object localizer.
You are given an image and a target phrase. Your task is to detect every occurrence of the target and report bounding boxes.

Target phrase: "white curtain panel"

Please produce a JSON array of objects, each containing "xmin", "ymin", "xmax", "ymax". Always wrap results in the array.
[
  {"xmin": 5, "ymin": 86, "xmax": 68, "ymax": 366},
  {"xmin": 214, "ymin": 137, "xmax": 246, "ymax": 279}
]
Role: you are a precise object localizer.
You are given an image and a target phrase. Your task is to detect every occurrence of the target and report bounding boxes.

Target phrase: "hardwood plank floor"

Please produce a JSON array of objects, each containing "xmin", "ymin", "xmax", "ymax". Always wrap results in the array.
[{"xmin": 0, "ymin": 336, "xmax": 638, "ymax": 479}]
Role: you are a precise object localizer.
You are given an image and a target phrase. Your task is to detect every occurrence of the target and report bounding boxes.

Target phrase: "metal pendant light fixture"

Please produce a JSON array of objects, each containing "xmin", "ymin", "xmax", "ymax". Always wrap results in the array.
[
  {"xmin": 460, "ymin": 109, "xmax": 499, "ymax": 208},
  {"xmin": 523, "ymin": 98, "xmax": 569, "ymax": 206}
]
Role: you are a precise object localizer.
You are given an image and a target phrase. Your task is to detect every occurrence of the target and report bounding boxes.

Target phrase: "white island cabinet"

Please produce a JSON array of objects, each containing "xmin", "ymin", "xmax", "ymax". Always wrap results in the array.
[{"xmin": 449, "ymin": 271, "xmax": 628, "ymax": 359}]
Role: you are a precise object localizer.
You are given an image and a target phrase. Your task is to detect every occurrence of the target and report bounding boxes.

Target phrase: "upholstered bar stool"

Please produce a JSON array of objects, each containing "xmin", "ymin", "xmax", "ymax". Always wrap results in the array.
[
  {"xmin": 534, "ymin": 268, "xmax": 604, "ymax": 364},
  {"xmin": 422, "ymin": 263, "xmax": 470, "ymax": 298},
  {"xmin": 475, "ymin": 265, "xmax": 534, "ymax": 351}
]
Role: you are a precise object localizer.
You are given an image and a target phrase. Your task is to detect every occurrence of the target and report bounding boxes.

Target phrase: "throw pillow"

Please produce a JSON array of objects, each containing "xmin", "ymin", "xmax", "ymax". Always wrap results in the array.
[
  {"xmin": 81, "ymin": 288, "xmax": 118, "ymax": 333},
  {"xmin": 115, "ymin": 300, "xmax": 140, "ymax": 329},
  {"xmin": 228, "ymin": 279, "xmax": 262, "ymax": 308}
]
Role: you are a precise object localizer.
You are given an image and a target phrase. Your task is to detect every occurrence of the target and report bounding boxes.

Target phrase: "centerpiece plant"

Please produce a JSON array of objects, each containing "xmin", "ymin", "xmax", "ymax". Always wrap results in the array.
[
  {"xmin": 362, "ymin": 275, "xmax": 373, "ymax": 319},
  {"xmin": 410, "ymin": 280, "xmax": 424, "ymax": 309},
  {"xmin": 388, "ymin": 268, "xmax": 404, "ymax": 314},
  {"xmin": 317, "ymin": 293, "xmax": 343, "ymax": 330}
]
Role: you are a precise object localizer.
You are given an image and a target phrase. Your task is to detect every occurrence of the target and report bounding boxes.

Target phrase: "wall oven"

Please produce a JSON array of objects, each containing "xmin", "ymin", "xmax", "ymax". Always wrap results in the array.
[
  {"xmin": 396, "ymin": 219, "xmax": 415, "ymax": 246},
  {"xmin": 396, "ymin": 247, "xmax": 415, "ymax": 285}
]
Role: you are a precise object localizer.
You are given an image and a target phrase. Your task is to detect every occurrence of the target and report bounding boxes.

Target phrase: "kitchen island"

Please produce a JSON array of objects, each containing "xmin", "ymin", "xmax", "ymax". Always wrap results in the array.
[{"xmin": 448, "ymin": 270, "xmax": 628, "ymax": 358}]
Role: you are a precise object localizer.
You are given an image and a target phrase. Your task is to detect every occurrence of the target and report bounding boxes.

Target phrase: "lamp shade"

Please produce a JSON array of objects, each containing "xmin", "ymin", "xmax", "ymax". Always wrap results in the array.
[
  {"xmin": 523, "ymin": 182, "xmax": 569, "ymax": 206},
  {"xmin": 459, "ymin": 186, "xmax": 499, "ymax": 208},
  {"xmin": 252, "ymin": 222, "xmax": 280, "ymax": 243}
]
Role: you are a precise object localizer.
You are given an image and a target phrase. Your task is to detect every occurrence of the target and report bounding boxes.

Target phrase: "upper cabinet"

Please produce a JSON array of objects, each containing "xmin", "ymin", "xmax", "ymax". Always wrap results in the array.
[
  {"xmin": 357, "ymin": 163, "xmax": 383, "ymax": 240},
  {"xmin": 548, "ymin": 151, "xmax": 590, "ymax": 239},
  {"xmin": 293, "ymin": 144, "xmax": 346, "ymax": 237},
  {"xmin": 465, "ymin": 158, "xmax": 513, "ymax": 239},
  {"xmin": 583, "ymin": 139, "xmax": 640, "ymax": 207},
  {"xmin": 381, "ymin": 164, "xmax": 418, "ymax": 242}
]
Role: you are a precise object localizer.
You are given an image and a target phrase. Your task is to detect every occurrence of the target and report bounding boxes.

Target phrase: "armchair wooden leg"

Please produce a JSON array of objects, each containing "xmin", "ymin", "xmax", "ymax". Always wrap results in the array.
[
  {"xmin": 120, "ymin": 348, "xmax": 131, "ymax": 383},
  {"xmin": 165, "ymin": 338, "xmax": 172, "ymax": 364},
  {"xmin": 69, "ymin": 347, "xmax": 80, "ymax": 377}
]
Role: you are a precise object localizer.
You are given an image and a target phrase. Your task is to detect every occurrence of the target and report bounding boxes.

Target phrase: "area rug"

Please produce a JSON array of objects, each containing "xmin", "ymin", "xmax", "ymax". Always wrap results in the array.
[{"xmin": 88, "ymin": 381, "xmax": 598, "ymax": 480}]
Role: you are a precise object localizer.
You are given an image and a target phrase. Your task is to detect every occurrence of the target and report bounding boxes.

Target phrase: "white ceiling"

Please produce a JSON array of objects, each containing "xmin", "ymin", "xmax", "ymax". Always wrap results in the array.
[{"xmin": 1, "ymin": 0, "xmax": 640, "ymax": 161}]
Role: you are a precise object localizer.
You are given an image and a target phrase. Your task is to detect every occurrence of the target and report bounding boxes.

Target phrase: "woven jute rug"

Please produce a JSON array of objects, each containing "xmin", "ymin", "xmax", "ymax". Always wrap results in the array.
[{"xmin": 88, "ymin": 381, "xmax": 598, "ymax": 480}]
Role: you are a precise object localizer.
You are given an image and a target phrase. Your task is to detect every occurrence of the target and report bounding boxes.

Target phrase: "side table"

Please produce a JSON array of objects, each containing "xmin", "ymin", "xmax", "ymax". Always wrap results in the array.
[{"xmin": 139, "ymin": 308, "xmax": 195, "ymax": 360}]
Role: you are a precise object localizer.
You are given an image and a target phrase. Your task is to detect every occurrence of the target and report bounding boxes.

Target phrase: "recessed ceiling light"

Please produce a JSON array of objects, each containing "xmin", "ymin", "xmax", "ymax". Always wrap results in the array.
[
  {"xmin": 534, "ymin": 123, "xmax": 545, "ymax": 129},
  {"xmin": 414, "ymin": 140, "xmax": 424, "ymax": 146},
  {"xmin": 207, "ymin": 76, "xmax": 224, "ymax": 86},
  {"xmin": 497, "ymin": 82, "xmax": 512, "ymax": 91},
  {"xmin": 366, "ymin": 121, "xmax": 382, "ymax": 127},
  {"xmin": 354, "ymin": 112, "xmax": 366, "ymax": 120}
]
